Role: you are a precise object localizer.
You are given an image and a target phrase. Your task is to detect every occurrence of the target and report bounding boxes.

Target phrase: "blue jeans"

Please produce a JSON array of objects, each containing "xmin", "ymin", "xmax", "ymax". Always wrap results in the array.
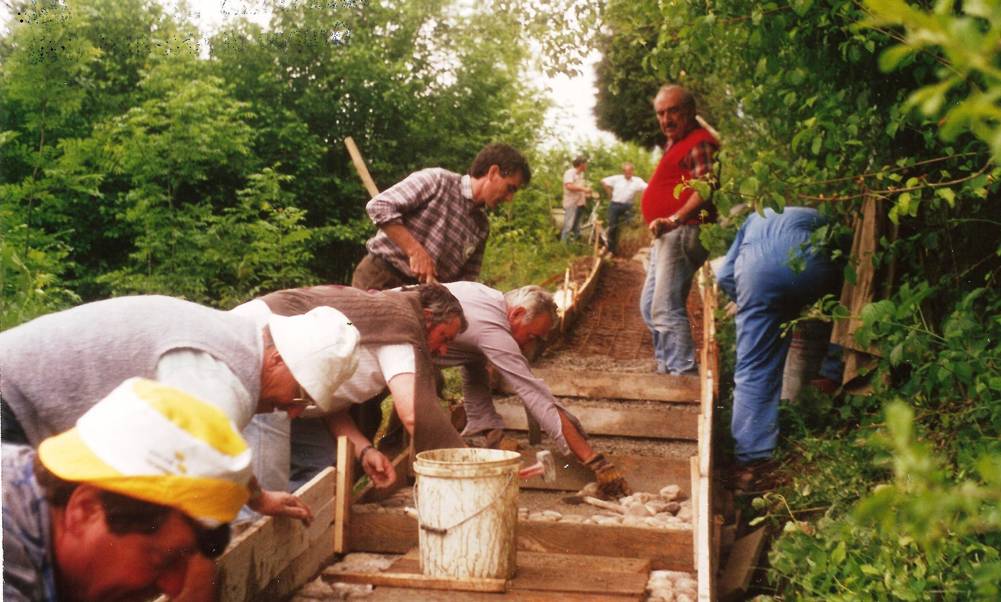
[
  {"xmin": 639, "ymin": 225, "xmax": 707, "ymax": 374},
  {"xmin": 561, "ymin": 205, "xmax": 584, "ymax": 241},
  {"xmin": 606, "ymin": 202, "xmax": 632, "ymax": 254},
  {"xmin": 731, "ymin": 238, "xmax": 840, "ymax": 463},
  {"xmin": 289, "ymin": 417, "xmax": 337, "ymax": 492}
]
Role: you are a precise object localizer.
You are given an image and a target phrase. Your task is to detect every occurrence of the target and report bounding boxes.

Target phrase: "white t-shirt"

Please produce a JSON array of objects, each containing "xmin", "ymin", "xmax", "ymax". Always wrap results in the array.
[
  {"xmin": 602, "ymin": 174, "xmax": 648, "ymax": 205},
  {"xmin": 332, "ymin": 343, "xmax": 415, "ymax": 411}
]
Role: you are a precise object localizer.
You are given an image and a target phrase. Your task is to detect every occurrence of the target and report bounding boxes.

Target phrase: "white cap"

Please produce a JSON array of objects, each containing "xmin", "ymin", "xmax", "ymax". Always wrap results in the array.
[{"xmin": 268, "ymin": 306, "xmax": 360, "ymax": 412}]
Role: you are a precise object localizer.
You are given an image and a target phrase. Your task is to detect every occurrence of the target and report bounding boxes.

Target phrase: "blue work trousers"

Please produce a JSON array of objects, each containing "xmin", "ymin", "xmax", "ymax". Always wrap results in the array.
[
  {"xmin": 731, "ymin": 238, "xmax": 840, "ymax": 463},
  {"xmin": 639, "ymin": 225, "xmax": 707, "ymax": 374}
]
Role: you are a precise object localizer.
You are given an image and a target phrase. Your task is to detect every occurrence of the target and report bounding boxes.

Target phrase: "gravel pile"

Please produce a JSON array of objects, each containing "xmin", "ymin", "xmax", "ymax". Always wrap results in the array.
[
  {"xmin": 644, "ymin": 570, "xmax": 698, "ymax": 601},
  {"xmin": 517, "ymin": 483, "xmax": 692, "ymax": 529}
]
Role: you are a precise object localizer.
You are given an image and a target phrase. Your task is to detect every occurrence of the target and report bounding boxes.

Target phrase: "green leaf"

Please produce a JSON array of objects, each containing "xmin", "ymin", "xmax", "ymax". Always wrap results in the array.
[
  {"xmin": 935, "ymin": 187, "xmax": 956, "ymax": 206},
  {"xmin": 878, "ymin": 45, "xmax": 913, "ymax": 72},
  {"xmin": 739, "ymin": 176, "xmax": 760, "ymax": 196}
]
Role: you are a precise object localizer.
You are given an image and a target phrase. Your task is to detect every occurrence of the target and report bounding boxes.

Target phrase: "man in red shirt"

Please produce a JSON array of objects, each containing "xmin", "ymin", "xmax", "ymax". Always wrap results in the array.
[{"xmin": 639, "ymin": 85, "xmax": 719, "ymax": 375}]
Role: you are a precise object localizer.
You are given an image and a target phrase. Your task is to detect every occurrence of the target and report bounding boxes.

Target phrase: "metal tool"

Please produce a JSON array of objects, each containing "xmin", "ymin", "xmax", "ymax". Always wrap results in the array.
[{"xmin": 518, "ymin": 450, "xmax": 556, "ymax": 482}]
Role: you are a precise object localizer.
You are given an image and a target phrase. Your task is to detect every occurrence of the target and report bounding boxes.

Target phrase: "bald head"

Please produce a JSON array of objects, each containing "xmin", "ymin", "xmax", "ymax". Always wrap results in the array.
[{"xmin": 653, "ymin": 85, "xmax": 696, "ymax": 142}]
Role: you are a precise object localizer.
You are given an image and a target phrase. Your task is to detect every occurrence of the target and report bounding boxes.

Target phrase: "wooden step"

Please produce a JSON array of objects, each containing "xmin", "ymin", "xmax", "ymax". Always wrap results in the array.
[
  {"xmin": 496, "ymin": 398, "xmax": 698, "ymax": 441},
  {"xmin": 510, "ymin": 367, "xmax": 700, "ymax": 402},
  {"xmin": 350, "ymin": 510, "xmax": 693, "ymax": 572}
]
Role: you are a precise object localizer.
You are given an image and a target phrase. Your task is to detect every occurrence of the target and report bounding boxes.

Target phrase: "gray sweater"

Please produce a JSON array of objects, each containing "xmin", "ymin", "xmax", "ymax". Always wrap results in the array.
[{"xmin": 0, "ymin": 295, "xmax": 262, "ymax": 446}]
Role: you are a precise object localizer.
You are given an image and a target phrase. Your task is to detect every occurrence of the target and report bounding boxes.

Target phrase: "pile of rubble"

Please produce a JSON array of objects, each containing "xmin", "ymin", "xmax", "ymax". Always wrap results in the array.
[
  {"xmin": 519, "ymin": 483, "xmax": 692, "ymax": 530},
  {"xmin": 644, "ymin": 570, "xmax": 698, "ymax": 602}
]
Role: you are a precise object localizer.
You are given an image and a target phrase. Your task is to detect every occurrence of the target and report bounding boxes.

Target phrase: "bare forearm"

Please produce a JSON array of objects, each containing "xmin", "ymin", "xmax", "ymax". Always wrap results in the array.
[
  {"xmin": 324, "ymin": 411, "xmax": 373, "ymax": 460},
  {"xmin": 558, "ymin": 408, "xmax": 594, "ymax": 463}
]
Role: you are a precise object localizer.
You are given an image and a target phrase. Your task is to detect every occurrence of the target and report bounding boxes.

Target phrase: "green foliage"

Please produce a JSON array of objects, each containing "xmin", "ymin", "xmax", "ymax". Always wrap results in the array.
[
  {"xmin": 591, "ymin": 0, "xmax": 1001, "ymax": 596},
  {"xmin": 1, "ymin": 0, "xmax": 596, "ymax": 324}
]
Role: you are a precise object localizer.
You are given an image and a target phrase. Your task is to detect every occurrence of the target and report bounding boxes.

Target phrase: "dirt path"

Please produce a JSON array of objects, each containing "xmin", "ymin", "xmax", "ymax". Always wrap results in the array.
[{"xmin": 546, "ymin": 255, "xmax": 705, "ymax": 366}]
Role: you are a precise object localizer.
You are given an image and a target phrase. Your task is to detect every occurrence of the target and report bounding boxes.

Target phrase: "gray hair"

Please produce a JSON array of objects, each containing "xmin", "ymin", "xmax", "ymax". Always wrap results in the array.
[
  {"xmin": 408, "ymin": 283, "xmax": 468, "ymax": 332},
  {"xmin": 504, "ymin": 285, "xmax": 558, "ymax": 325},
  {"xmin": 654, "ymin": 84, "xmax": 696, "ymax": 113}
]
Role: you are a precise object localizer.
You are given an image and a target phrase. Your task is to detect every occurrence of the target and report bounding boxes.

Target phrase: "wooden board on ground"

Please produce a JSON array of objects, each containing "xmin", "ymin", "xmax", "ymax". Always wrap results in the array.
[
  {"xmin": 496, "ymin": 399, "xmax": 697, "ymax": 440},
  {"xmin": 215, "ymin": 468, "xmax": 336, "ymax": 602},
  {"xmin": 325, "ymin": 570, "xmax": 507, "ymax": 593},
  {"xmin": 335, "ymin": 548, "xmax": 649, "ymax": 600},
  {"xmin": 719, "ymin": 527, "xmax": 767, "ymax": 602},
  {"xmin": 350, "ymin": 511, "xmax": 693, "ymax": 571},
  {"xmin": 515, "ymin": 449, "xmax": 693, "ymax": 495},
  {"xmin": 520, "ymin": 368, "xmax": 700, "ymax": 402}
]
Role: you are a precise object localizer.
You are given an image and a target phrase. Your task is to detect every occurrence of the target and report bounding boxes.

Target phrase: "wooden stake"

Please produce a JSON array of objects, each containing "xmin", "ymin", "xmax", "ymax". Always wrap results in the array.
[
  {"xmin": 334, "ymin": 436, "xmax": 355, "ymax": 554},
  {"xmin": 344, "ymin": 136, "xmax": 381, "ymax": 198}
]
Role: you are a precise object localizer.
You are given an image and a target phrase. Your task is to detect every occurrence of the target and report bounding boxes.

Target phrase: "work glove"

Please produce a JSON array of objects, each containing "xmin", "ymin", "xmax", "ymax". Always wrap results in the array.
[{"xmin": 585, "ymin": 453, "xmax": 632, "ymax": 499}]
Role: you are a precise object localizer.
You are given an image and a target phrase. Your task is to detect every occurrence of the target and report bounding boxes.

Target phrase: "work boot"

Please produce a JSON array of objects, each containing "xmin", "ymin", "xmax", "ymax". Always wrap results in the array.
[
  {"xmin": 484, "ymin": 428, "xmax": 521, "ymax": 452},
  {"xmin": 585, "ymin": 453, "xmax": 632, "ymax": 499},
  {"xmin": 730, "ymin": 458, "xmax": 780, "ymax": 494}
]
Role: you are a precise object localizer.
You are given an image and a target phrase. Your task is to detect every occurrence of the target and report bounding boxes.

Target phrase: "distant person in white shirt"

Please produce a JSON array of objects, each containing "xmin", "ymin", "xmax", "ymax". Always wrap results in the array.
[{"xmin": 601, "ymin": 163, "xmax": 648, "ymax": 255}]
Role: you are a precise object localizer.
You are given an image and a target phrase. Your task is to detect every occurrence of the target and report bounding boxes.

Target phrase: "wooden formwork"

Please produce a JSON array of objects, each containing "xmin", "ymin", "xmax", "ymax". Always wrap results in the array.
[{"xmin": 195, "ymin": 255, "xmax": 721, "ymax": 601}]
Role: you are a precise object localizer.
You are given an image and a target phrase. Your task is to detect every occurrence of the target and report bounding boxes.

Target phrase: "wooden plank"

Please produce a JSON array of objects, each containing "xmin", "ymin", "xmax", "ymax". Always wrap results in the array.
[
  {"xmin": 368, "ymin": 587, "xmax": 639, "ymax": 601},
  {"xmin": 518, "ymin": 519, "xmax": 693, "ymax": 571},
  {"xmin": 334, "ymin": 436, "xmax": 355, "ymax": 553},
  {"xmin": 515, "ymin": 449, "xmax": 693, "ymax": 496},
  {"xmin": 719, "ymin": 527, "xmax": 767, "ymax": 602},
  {"xmin": 495, "ymin": 400, "xmax": 698, "ymax": 440},
  {"xmin": 215, "ymin": 467, "xmax": 336, "ymax": 602},
  {"xmin": 388, "ymin": 549, "xmax": 649, "ymax": 597},
  {"xmin": 393, "ymin": 547, "xmax": 651, "ymax": 574},
  {"xmin": 326, "ymin": 570, "xmax": 508, "ymax": 593},
  {"xmin": 350, "ymin": 511, "xmax": 694, "ymax": 571},
  {"xmin": 252, "ymin": 523, "xmax": 334, "ymax": 602},
  {"xmin": 521, "ymin": 367, "xmax": 700, "ymax": 402},
  {"xmin": 344, "ymin": 136, "xmax": 380, "ymax": 197},
  {"xmin": 392, "ymin": 549, "xmax": 651, "ymax": 579}
]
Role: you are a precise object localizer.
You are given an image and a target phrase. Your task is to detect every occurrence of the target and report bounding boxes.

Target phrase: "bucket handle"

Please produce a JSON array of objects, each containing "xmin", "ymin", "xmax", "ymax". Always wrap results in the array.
[{"xmin": 412, "ymin": 472, "xmax": 516, "ymax": 536}]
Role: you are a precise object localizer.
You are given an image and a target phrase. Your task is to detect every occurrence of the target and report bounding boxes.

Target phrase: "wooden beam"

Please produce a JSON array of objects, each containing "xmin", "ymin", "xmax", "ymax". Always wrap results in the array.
[
  {"xmin": 496, "ymin": 400, "xmax": 697, "ymax": 441},
  {"xmin": 516, "ymin": 450, "xmax": 692, "ymax": 495},
  {"xmin": 214, "ymin": 468, "xmax": 337, "ymax": 602},
  {"xmin": 719, "ymin": 527, "xmax": 767, "ymax": 602},
  {"xmin": 325, "ymin": 570, "xmax": 508, "ymax": 593},
  {"xmin": 344, "ymin": 136, "xmax": 380, "ymax": 198},
  {"xmin": 366, "ymin": 588, "xmax": 640, "ymax": 601},
  {"xmin": 389, "ymin": 551, "xmax": 650, "ymax": 596},
  {"xmin": 350, "ymin": 511, "xmax": 694, "ymax": 572},
  {"xmin": 512, "ymin": 368, "xmax": 700, "ymax": 402},
  {"xmin": 334, "ymin": 436, "xmax": 355, "ymax": 553}
]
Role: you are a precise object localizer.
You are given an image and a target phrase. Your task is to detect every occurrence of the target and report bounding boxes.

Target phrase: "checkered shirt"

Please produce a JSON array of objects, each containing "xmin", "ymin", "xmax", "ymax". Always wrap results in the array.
[{"xmin": 365, "ymin": 168, "xmax": 488, "ymax": 282}]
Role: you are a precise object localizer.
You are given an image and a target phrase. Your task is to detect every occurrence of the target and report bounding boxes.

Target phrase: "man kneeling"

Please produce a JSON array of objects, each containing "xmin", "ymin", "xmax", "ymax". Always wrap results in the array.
[{"xmin": 2, "ymin": 378, "xmax": 252, "ymax": 601}]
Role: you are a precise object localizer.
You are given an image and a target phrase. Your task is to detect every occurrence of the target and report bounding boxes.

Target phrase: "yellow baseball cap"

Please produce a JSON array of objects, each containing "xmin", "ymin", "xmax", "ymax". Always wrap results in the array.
[{"xmin": 38, "ymin": 378, "xmax": 253, "ymax": 526}]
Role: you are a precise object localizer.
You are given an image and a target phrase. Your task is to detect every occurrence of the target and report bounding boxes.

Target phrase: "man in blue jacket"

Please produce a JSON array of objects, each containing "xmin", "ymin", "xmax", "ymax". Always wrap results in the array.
[{"xmin": 716, "ymin": 207, "xmax": 841, "ymax": 489}]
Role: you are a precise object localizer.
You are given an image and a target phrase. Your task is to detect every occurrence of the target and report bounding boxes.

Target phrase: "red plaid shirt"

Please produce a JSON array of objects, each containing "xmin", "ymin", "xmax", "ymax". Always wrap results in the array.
[{"xmin": 365, "ymin": 168, "xmax": 488, "ymax": 282}]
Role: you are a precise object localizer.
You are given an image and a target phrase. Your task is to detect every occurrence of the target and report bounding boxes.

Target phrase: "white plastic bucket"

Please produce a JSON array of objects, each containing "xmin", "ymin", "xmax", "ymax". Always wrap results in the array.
[{"xmin": 412, "ymin": 448, "xmax": 520, "ymax": 580}]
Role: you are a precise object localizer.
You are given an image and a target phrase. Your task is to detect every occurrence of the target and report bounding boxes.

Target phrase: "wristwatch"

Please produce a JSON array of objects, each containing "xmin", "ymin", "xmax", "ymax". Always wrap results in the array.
[{"xmin": 667, "ymin": 214, "xmax": 681, "ymax": 226}]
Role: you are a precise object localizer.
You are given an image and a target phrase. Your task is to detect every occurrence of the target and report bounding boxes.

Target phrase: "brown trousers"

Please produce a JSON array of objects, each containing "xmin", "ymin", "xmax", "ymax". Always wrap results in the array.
[{"xmin": 351, "ymin": 253, "xmax": 418, "ymax": 291}]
